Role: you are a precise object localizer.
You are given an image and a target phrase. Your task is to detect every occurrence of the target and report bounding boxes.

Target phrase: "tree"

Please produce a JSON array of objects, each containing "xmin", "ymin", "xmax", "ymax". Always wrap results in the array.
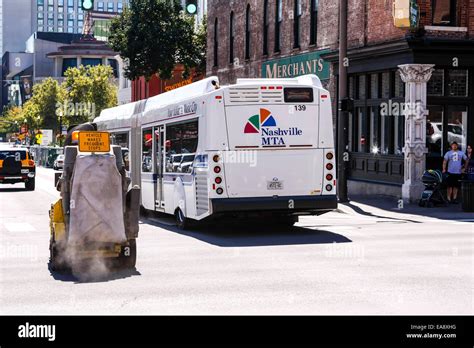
[
  {"xmin": 0, "ymin": 106, "xmax": 24, "ymax": 134},
  {"xmin": 109, "ymin": 0, "xmax": 206, "ymax": 81},
  {"xmin": 60, "ymin": 65, "xmax": 117, "ymax": 125},
  {"xmin": 23, "ymin": 78, "xmax": 62, "ymax": 132}
]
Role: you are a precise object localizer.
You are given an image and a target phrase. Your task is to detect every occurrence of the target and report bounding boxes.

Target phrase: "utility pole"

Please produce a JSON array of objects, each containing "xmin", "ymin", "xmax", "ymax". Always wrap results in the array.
[{"xmin": 337, "ymin": 0, "xmax": 349, "ymax": 202}]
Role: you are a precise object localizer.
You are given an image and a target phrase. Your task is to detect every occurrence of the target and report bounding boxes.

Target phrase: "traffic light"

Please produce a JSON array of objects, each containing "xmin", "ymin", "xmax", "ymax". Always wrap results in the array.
[
  {"xmin": 81, "ymin": 0, "xmax": 94, "ymax": 11},
  {"xmin": 184, "ymin": 0, "xmax": 198, "ymax": 15}
]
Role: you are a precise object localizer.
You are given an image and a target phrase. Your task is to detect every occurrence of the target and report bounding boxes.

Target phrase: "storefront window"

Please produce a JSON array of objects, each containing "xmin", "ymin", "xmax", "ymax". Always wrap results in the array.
[
  {"xmin": 370, "ymin": 74, "xmax": 378, "ymax": 99},
  {"xmin": 369, "ymin": 107, "xmax": 380, "ymax": 153},
  {"xmin": 357, "ymin": 108, "xmax": 366, "ymax": 153},
  {"xmin": 348, "ymin": 77, "xmax": 354, "ymax": 99},
  {"xmin": 394, "ymin": 115, "xmax": 405, "ymax": 155},
  {"xmin": 394, "ymin": 70, "xmax": 404, "ymax": 98},
  {"xmin": 447, "ymin": 69, "xmax": 468, "ymax": 97},
  {"xmin": 447, "ymin": 105, "xmax": 468, "ymax": 151},
  {"xmin": 427, "ymin": 69, "xmax": 444, "ymax": 96},
  {"xmin": 382, "ymin": 72, "xmax": 390, "ymax": 99},
  {"xmin": 426, "ymin": 105, "xmax": 444, "ymax": 158},
  {"xmin": 357, "ymin": 75, "xmax": 366, "ymax": 99}
]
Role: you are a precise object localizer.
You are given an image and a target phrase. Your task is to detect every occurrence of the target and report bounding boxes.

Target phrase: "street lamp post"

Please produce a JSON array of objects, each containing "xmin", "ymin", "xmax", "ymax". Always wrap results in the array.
[{"xmin": 337, "ymin": 0, "xmax": 349, "ymax": 203}]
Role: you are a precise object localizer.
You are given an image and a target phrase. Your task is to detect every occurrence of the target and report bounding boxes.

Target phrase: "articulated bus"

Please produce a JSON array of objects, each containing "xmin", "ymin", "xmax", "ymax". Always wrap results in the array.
[{"xmin": 94, "ymin": 75, "xmax": 337, "ymax": 228}]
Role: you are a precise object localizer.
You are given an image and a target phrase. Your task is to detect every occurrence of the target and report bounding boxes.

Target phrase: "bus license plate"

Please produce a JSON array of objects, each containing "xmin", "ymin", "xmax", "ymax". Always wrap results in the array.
[{"xmin": 267, "ymin": 181, "xmax": 283, "ymax": 190}]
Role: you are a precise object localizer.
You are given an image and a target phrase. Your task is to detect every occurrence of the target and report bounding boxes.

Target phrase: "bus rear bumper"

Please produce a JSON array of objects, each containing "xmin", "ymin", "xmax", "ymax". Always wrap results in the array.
[{"xmin": 211, "ymin": 195, "xmax": 338, "ymax": 216}]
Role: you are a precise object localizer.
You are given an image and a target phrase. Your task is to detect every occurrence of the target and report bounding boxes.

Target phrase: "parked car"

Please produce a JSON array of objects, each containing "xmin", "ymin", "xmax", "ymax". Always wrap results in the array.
[
  {"xmin": 0, "ymin": 147, "xmax": 36, "ymax": 190},
  {"xmin": 53, "ymin": 154, "xmax": 65, "ymax": 170}
]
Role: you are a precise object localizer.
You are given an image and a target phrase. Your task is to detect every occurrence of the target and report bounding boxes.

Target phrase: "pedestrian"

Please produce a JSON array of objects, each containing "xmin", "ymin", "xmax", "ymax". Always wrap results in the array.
[
  {"xmin": 442, "ymin": 142, "xmax": 467, "ymax": 204},
  {"xmin": 465, "ymin": 144, "xmax": 474, "ymax": 181}
]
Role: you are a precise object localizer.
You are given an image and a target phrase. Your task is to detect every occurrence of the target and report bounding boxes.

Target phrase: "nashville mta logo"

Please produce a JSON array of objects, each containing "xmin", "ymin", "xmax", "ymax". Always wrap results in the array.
[
  {"xmin": 244, "ymin": 108, "xmax": 277, "ymax": 134},
  {"xmin": 244, "ymin": 108, "xmax": 302, "ymax": 146}
]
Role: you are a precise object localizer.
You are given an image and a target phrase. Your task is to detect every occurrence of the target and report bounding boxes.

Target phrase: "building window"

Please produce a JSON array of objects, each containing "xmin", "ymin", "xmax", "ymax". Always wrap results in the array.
[
  {"xmin": 107, "ymin": 2, "xmax": 114, "ymax": 12},
  {"xmin": 263, "ymin": 0, "xmax": 269, "ymax": 55},
  {"xmin": 82, "ymin": 58, "xmax": 102, "ymax": 67},
  {"xmin": 118, "ymin": 2, "xmax": 123, "ymax": 13},
  {"xmin": 275, "ymin": 0, "xmax": 282, "ymax": 52},
  {"xmin": 62, "ymin": 58, "xmax": 77, "ymax": 76},
  {"xmin": 108, "ymin": 59, "xmax": 118, "ymax": 78},
  {"xmin": 37, "ymin": 0, "xmax": 44, "ymax": 4},
  {"xmin": 310, "ymin": 0, "xmax": 318, "ymax": 45},
  {"xmin": 98, "ymin": 2, "xmax": 105, "ymax": 11},
  {"xmin": 427, "ymin": 69, "xmax": 444, "ymax": 96},
  {"xmin": 213, "ymin": 18, "xmax": 218, "ymax": 67},
  {"xmin": 58, "ymin": 0, "xmax": 64, "ymax": 5},
  {"xmin": 38, "ymin": 5, "xmax": 44, "ymax": 12},
  {"xmin": 447, "ymin": 69, "xmax": 468, "ymax": 97},
  {"xmin": 293, "ymin": 0, "xmax": 301, "ymax": 49},
  {"xmin": 229, "ymin": 11, "xmax": 234, "ymax": 64},
  {"xmin": 432, "ymin": 0, "xmax": 457, "ymax": 26},
  {"xmin": 245, "ymin": 5, "xmax": 251, "ymax": 60}
]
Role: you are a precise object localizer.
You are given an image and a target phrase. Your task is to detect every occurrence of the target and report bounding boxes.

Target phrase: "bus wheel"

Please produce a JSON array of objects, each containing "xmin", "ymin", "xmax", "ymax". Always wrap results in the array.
[{"xmin": 175, "ymin": 208, "xmax": 190, "ymax": 230}]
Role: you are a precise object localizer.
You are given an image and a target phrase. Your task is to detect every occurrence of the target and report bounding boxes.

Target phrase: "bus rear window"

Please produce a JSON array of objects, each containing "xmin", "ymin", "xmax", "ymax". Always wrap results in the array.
[{"xmin": 284, "ymin": 88, "xmax": 314, "ymax": 103}]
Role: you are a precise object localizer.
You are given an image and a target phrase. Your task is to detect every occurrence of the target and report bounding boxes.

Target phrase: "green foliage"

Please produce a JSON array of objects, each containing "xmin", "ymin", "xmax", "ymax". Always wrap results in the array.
[
  {"xmin": 109, "ymin": 0, "xmax": 207, "ymax": 81},
  {"xmin": 0, "ymin": 106, "xmax": 24, "ymax": 134},
  {"xmin": 24, "ymin": 78, "xmax": 62, "ymax": 131},
  {"xmin": 61, "ymin": 65, "xmax": 117, "ymax": 125}
]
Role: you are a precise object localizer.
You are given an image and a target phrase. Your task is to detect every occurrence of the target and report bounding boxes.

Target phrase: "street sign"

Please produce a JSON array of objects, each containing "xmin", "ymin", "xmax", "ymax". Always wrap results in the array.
[
  {"xmin": 40, "ymin": 129, "xmax": 53, "ymax": 146},
  {"xmin": 261, "ymin": 50, "xmax": 330, "ymax": 80},
  {"xmin": 78, "ymin": 132, "xmax": 110, "ymax": 152},
  {"xmin": 393, "ymin": 0, "xmax": 419, "ymax": 29}
]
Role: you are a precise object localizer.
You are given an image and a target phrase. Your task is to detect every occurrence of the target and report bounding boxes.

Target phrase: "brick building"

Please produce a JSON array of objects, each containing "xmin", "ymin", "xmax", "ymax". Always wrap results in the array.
[{"xmin": 207, "ymin": 0, "xmax": 474, "ymax": 200}]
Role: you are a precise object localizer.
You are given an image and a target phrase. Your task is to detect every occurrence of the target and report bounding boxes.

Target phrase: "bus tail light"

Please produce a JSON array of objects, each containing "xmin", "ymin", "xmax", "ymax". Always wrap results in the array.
[
  {"xmin": 214, "ymin": 166, "xmax": 221, "ymax": 174},
  {"xmin": 326, "ymin": 174, "xmax": 333, "ymax": 181},
  {"xmin": 28, "ymin": 160, "xmax": 35, "ymax": 167},
  {"xmin": 213, "ymin": 155, "xmax": 220, "ymax": 163},
  {"xmin": 216, "ymin": 187, "xmax": 224, "ymax": 195},
  {"xmin": 326, "ymin": 184, "xmax": 333, "ymax": 192},
  {"xmin": 326, "ymin": 152, "xmax": 334, "ymax": 160},
  {"xmin": 215, "ymin": 177, "xmax": 222, "ymax": 184},
  {"xmin": 326, "ymin": 163, "xmax": 333, "ymax": 171}
]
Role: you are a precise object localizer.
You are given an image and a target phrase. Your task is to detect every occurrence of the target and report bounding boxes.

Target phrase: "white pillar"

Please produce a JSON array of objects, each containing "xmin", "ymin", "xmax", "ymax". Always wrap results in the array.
[{"xmin": 398, "ymin": 64, "xmax": 435, "ymax": 203}]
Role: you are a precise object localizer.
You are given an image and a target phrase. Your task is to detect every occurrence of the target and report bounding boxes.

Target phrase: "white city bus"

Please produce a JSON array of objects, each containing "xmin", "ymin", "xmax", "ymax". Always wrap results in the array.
[{"xmin": 94, "ymin": 75, "xmax": 337, "ymax": 228}]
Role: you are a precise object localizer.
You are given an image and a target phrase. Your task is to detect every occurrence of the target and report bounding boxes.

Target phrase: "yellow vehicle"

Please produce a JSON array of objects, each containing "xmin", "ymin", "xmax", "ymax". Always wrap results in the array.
[
  {"xmin": 49, "ymin": 124, "xmax": 140, "ymax": 272},
  {"xmin": 0, "ymin": 147, "xmax": 36, "ymax": 190}
]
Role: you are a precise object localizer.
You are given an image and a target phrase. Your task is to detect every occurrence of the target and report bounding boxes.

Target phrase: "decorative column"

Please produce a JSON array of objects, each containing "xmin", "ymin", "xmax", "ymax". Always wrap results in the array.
[{"xmin": 398, "ymin": 64, "xmax": 435, "ymax": 203}]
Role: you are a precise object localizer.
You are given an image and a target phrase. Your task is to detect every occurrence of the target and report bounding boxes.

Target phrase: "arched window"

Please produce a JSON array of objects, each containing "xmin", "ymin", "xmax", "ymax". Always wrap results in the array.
[
  {"xmin": 293, "ymin": 0, "xmax": 301, "ymax": 49},
  {"xmin": 263, "ymin": 0, "xmax": 269, "ymax": 55},
  {"xmin": 310, "ymin": 0, "xmax": 318, "ymax": 45},
  {"xmin": 213, "ymin": 18, "xmax": 218, "ymax": 67},
  {"xmin": 229, "ymin": 11, "xmax": 234, "ymax": 64},
  {"xmin": 245, "ymin": 5, "xmax": 251, "ymax": 60},
  {"xmin": 274, "ymin": 0, "xmax": 282, "ymax": 52}
]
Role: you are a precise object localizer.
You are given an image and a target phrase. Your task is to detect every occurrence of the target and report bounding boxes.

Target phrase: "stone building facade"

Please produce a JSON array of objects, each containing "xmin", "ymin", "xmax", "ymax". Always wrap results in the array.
[{"xmin": 207, "ymin": 0, "xmax": 474, "ymax": 200}]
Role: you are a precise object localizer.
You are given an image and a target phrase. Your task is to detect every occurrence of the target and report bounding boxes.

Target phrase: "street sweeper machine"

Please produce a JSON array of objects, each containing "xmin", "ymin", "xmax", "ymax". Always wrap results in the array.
[{"xmin": 49, "ymin": 123, "xmax": 140, "ymax": 272}]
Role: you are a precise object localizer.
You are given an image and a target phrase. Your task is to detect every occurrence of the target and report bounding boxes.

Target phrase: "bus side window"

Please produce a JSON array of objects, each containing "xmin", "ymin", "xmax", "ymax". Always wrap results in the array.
[{"xmin": 142, "ymin": 128, "xmax": 153, "ymax": 172}]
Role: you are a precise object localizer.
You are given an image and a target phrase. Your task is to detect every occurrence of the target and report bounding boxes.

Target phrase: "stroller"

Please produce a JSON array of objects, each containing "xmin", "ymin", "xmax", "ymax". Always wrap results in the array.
[{"xmin": 418, "ymin": 169, "xmax": 448, "ymax": 208}]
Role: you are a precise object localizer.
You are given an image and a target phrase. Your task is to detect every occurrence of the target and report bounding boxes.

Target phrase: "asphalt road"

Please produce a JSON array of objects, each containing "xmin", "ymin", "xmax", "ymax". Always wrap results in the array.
[{"xmin": 0, "ymin": 167, "xmax": 472, "ymax": 314}]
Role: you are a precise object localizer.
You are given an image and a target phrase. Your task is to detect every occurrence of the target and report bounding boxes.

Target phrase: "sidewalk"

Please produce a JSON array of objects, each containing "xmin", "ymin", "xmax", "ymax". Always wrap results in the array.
[{"xmin": 338, "ymin": 195, "xmax": 474, "ymax": 222}]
